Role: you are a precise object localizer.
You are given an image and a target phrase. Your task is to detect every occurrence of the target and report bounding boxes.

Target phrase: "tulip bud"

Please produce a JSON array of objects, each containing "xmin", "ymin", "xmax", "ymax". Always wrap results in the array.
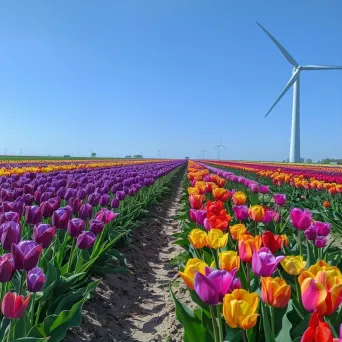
[
  {"xmin": 0, "ymin": 221, "xmax": 21, "ymax": 251},
  {"xmin": 111, "ymin": 198, "xmax": 120, "ymax": 209},
  {"xmin": 2, "ymin": 292, "xmax": 30, "ymax": 319},
  {"xmin": 77, "ymin": 231, "xmax": 96, "ymax": 249},
  {"xmin": 40, "ymin": 201, "xmax": 54, "ymax": 218},
  {"xmin": 67, "ymin": 218, "xmax": 85, "ymax": 238},
  {"xmin": 27, "ymin": 267, "xmax": 46, "ymax": 292},
  {"xmin": 95, "ymin": 208, "xmax": 119, "ymax": 224},
  {"xmin": 274, "ymin": 194, "xmax": 286, "ymax": 206},
  {"xmin": 233, "ymin": 205, "xmax": 249, "ymax": 221},
  {"xmin": 79, "ymin": 203, "xmax": 93, "ymax": 220},
  {"xmin": 33, "ymin": 223, "xmax": 55, "ymax": 248},
  {"xmin": 25, "ymin": 205, "xmax": 42, "ymax": 225},
  {"xmin": 68, "ymin": 197, "xmax": 82, "ymax": 214},
  {"xmin": 89, "ymin": 219, "xmax": 105, "ymax": 235},
  {"xmin": 99, "ymin": 194, "xmax": 110, "ymax": 207},
  {"xmin": 52, "ymin": 208, "xmax": 69, "ymax": 229},
  {"xmin": 188, "ymin": 229, "xmax": 207, "ymax": 249},
  {"xmin": 12, "ymin": 240, "xmax": 42, "ymax": 271},
  {"xmin": 0, "ymin": 212, "xmax": 20, "ymax": 224},
  {"xmin": 0, "ymin": 254, "xmax": 15, "ymax": 282}
]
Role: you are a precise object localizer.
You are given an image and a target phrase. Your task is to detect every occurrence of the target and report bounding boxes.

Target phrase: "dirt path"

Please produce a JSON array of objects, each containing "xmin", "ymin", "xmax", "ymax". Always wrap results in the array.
[{"xmin": 66, "ymin": 169, "xmax": 188, "ymax": 342}]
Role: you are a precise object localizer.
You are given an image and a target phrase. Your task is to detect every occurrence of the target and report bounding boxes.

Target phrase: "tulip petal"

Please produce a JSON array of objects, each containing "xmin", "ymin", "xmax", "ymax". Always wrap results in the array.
[
  {"xmin": 301, "ymin": 278, "xmax": 327, "ymax": 313},
  {"xmin": 241, "ymin": 314, "xmax": 259, "ymax": 330},
  {"xmin": 194, "ymin": 272, "xmax": 220, "ymax": 306}
]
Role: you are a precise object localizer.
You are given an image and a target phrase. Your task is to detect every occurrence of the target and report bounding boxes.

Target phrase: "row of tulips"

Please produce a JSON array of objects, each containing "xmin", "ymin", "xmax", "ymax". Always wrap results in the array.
[
  {"xmin": 171, "ymin": 161, "xmax": 342, "ymax": 342},
  {"xmin": 208, "ymin": 161, "xmax": 342, "ymax": 193},
  {"xmin": 0, "ymin": 160, "xmax": 184, "ymax": 341}
]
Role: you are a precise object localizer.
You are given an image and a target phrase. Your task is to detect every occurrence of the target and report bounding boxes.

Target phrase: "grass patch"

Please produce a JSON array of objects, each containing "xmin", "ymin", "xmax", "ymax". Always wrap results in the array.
[{"xmin": 169, "ymin": 252, "xmax": 188, "ymax": 268}]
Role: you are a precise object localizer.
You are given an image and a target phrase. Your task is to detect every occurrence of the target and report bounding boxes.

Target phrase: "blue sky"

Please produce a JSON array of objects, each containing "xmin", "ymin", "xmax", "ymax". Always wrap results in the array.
[{"xmin": 0, "ymin": 0, "xmax": 341, "ymax": 161}]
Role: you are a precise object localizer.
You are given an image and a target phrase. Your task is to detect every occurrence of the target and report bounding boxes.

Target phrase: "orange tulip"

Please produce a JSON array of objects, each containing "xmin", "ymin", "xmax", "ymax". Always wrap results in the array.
[
  {"xmin": 238, "ymin": 234, "xmax": 262, "ymax": 263},
  {"xmin": 261, "ymin": 277, "xmax": 291, "ymax": 308},
  {"xmin": 229, "ymin": 224, "xmax": 247, "ymax": 240},
  {"xmin": 212, "ymin": 188, "xmax": 230, "ymax": 202},
  {"xmin": 189, "ymin": 194, "xmax": 205, "ymax": 209},
  {"xmin": 323, "ymin": 201, "xmax": 331, "ymax": 208}
]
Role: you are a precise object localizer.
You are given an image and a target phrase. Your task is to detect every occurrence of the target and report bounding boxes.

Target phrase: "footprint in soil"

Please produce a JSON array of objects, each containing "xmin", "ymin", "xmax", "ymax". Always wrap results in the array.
[{"xmin": 66, "ymin": 169, "xmax": 190, "ymax": 342}]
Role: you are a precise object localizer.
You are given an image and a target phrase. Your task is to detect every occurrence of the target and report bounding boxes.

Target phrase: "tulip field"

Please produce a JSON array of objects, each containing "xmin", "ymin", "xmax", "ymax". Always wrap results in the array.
[
  {"xmin": 0, "ymin": 158, "xmax": 341, "ymax": 341},
  {"xmin": 0, "ymin": 158, "xmax": 185, "ymax": 341},
  {"xmin": 172, "ymin": 161, "xmax": 342, "ymax": 342}
]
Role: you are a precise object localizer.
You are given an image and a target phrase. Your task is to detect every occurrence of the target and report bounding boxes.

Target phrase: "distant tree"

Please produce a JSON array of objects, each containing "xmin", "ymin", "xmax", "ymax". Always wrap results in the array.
[
  {"xmin": 91, "ymin": 152, "xmax": 96, "ymax": 158},
  {"xmin": 306, "ymin": 158, "xmax": 313, "ymax": 163},
  {"xmin": 133, "ymin": 154, "xmax": 143, "ymax": 159}
]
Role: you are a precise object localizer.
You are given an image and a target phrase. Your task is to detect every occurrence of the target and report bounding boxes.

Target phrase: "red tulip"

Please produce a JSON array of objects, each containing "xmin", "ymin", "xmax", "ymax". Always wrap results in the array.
[{"xmin": 1, "ymin": 292, "xmax": 30, "ymax": 319}]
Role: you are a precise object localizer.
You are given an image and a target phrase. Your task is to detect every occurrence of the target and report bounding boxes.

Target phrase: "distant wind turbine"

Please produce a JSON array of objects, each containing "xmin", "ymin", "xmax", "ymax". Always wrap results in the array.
[
  {"xmin": 201, "ymin": 149, "xmax": 207, "ymax": 160},
  {"xmin": 214, "ymin": 137, "xmax": 227, "ymax": 160},
  {"xmin": 156, "ymin": 149, "xmax": 161, "ymax": 158},
  {"xmin": 256, "ymin": 22, "xmax": 342, "ymax": 163}
]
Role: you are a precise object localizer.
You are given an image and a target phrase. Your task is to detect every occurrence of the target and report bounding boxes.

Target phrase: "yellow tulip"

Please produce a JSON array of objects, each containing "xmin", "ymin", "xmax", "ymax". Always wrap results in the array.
[
  {"xmin": 178, "ymin": 258, "xmax": 208, "ymax": 290},
  {"xmin": 207, "ymin": 229, "xmax": 228, "ymax": 249},
  {"xmin": 229, "ymin": 224, "xmax": 247, "ymax": 241},
  {"xmin": 281, "ymin": 256, "xmax": 306, "ymax": 276},
  {"xmin": 232, "ymin": 191, "xmax": 247, "ymax": 205},
  {"xmin": 218, "ymin": 251, "xmax": 240, "ymax": 272},
  {"xmin": 223, "ymin": 289, "xmax": 259, "ymax": 330},
  {"xmin": 188, "ymin": 229, "xmax": 207, "ymax": 249},
  {"xmin": 188, "ymin": 187, "xmax": 200, "ymax": 195},
  {"xmin": 248, "ymin": 205, "xmax": 265, "ymax": 222}
]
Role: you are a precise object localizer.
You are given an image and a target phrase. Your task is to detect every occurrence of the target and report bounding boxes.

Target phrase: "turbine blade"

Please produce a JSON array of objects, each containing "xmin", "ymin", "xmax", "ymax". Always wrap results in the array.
[
  {"xmin": 256, "ymin": 22, "xmax": 298, "ymax": 66},
  {"xmin": 221, "ymin": 145, "xmax": 227, "ymax": 150},
  {"xmin": 214, "ymin": 145, "xmax": 219, "ymax": 148},
  {"xmin": 265, "ymin": 69, "xmax": 300, "ymax": 117},
  {"xmin": 302, "ymin": 64, "xmax": 342, "ymax": 70}
]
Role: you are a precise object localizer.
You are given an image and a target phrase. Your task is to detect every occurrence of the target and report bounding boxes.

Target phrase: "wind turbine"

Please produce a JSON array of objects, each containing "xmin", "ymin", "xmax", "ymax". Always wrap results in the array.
[
  {"xmin": 256, "ymin": 22, "xmax": 342, "ymax": 163},
  {"xmin": 156, "ymin": 149, "xmax": 161, "ymax": 158},
  {"xmin": 214, "ymin": 137, "xmax": 227, "ymax": 160},
  {"xmin": 201, "ymin": 149, "xmax": 207, "ymax": 160}
]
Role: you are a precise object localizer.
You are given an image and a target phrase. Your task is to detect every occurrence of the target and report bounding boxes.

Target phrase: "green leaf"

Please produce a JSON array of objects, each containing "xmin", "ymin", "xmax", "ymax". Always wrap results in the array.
[
  {"xmin": 275, "ymin": 303, "xmax": 293, "ymax": 342},
  {"xmin": 0, "ymin": 318, "xmax": 10, "ymax": 340},
  {"xmin": 170, "ymin": 288, "xmax": 209, "ymax": 342},
  {"xmin": 261, "ymin": 302, "xmax": 275, "ymax": 342},
  {"xmin": 290, "ymin": 313, "xmax": 310, "ymax": 339},
  {"xmin": 13, "ymin": 311, "xmax": 31, "ymax": 339},
  {"xmin": 224, "ymin": 326, "xmax": 242, "ymax": 341},
  {"xmin": 11, "ymin": 338, "xmax": 49, "ymax": 342},
  {"xmin": 305, "ymin": 240, "xmax": 315, "ymax": 268}
]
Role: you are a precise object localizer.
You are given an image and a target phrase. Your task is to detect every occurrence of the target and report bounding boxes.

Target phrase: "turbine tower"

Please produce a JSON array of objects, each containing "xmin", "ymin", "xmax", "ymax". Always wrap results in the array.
[
  {"xmin": 214, "ymin": 137, "xmax": 227, "ymax": 160},
  {"xmin": 257, "ymin": 22, "xmax": 342, "ymax": 163},
  {"xmin": 201, "ymin": 149, "xmax": 207, "ymax": 160}
]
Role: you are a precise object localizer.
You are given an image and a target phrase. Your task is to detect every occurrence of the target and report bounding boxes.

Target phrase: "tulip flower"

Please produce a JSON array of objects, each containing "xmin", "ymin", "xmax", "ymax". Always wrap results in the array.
[
  {"xmin": 77, "ymin": 231, "xmax": 96, "ymax": 249},
  {"xmin": 188, "ymin": 229, "xmax": 207, "ymax": 249},
  {"xmin": 189, "ymin": 194, "xmax": 205, "ymax": 209},
  {"xmin": 301, "ymin": 311, "xmax": 335, "ymax": 342},
  {"xmin": 313, "ymin": 221, "xmax": 331, "ymax": 236},
  {"xmin": 67, "ymin": 218, "xmax": 85, "ymax": 238},
  {"xmin": 252, "ymin": 247, "xmax": 285, "ymax": 277},
  {"xmin": 233, "ymin": 205, "xmax": 249, "ymax": 221},
  {"xmin": 69, "ymin": 197, "xmax": 83, "ymax": 214},
  {"xmin": 274, "ymin": 194, "xmax": 286, "ymax": 206},
  {"xmin": 194, "ymin": 267, "xmax": 237, "ymax": 305},
  {"xmin": 0, "ymin": 212, "xmax": 20, "ymax": 224},
  {"xmin": 33, "ymin": 223, "xmax": 56, "ymax": 249},
  {"xmin": 52, "ymin": 208, "xmax": 70, "ymax": 229},
  {"xmin": 263, "ymin": 209, "xmax": 280, "ymax": 224},
  {"xmin": 298, "ymin": 260, "xmax": 342, "ymax": 316},
  {"xmin": 0, "ymin": 221, "xmax": 21, "ymax": 250},
  {"xmin": 232, "ymin": 191, "xmax": 247, "ymax": 205},
  {"xmin": 0, "ymin": 253, "xmax": 15, "ymax": 282},
  {"xmin": 40, "ymin": 201, "xmax": 54, "ymax": 218},
  {"xmin": 248, "ymin": 205, "xmax": 265, "ymax": 222},
  {"xmin": 281, "ymin": 255, "xmax": 306, "ymax": 276},
  {"xmin": 290, "ymin": 208, "xmax": 312, "ymax": 230},
  {"xmin": 262, "ymin": 231, "xmax": 284, "ymax": 253},
  {"xmin": 238, "ymin": 234, "xmax": 262, "ymax": 263},
  {"xmin": 111, "ymin": 198, "xmax": 120, "ymax": 209},
  {"xmin": 194, "ymin": 181, "xmax": 207, "ymax": 195},
  {"xmin": 2, "ymin": 292, "xmax": 30, "ymax": 319},
  {"xmin": 27, "ymin": 267, "xmax": 45, "ymax": 292},
  {"xmin": 207, "ymin": 229, "xmax": 228, "ymax": 249},
  {"xmin": 95, "ymin": 208, "xmax": 119, "ymax": 224},
  {"xmin": 179, "ymin": 258, "xmax": 208, "ymax": 290},
  {"xmin": 12, "ymin": 240, "xmax": 42, "ymax": 271},
  {"xmin": 25, "ymin": 205, "xmax": 42, "ymax": 225},
  {"xmin": 89, "ymin": 219, "xmax": 105, "ymax": 235},
  {"xmin": 218, "ymin": 251, "xmax": 240, "ymax": 272},
  {"xmin": 229, "ymin": 224, "xmax": 247, "ymax": 241},
  {"xmin": 314, "ymin": 236, "xmax": 327, "ymax": 248},
  {"xmin": 323, "ymin": 201, "xmax": 330, "ymax": 208},
  {"xmin": 79, "ymin": 203, "xmax": 93, "ymax": 220},
  {"xmin": 192, "ymin": 209, "xmax": 207, "ymax": 225},
  {"xmin": 212, "ymin": 188, "xmax": 230, "ymax": 202},
  {"xmin": 249, "ymin": 183, "xmax": 259, "ymax": 193},
  {"xmin": 261, "ymin": 277, "xmax": 291, "ymax": 308},
  {"xmin": 223, "ymin": 289, "xmax": 259, "ymax": 330}
]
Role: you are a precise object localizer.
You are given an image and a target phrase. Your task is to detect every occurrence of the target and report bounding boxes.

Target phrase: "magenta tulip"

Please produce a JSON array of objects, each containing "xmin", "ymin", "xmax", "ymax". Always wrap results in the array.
[
  {"xmin": 233, "ymin": 205, "xmax": 249, "ymax": 221},
  {"xmin": 274, "ymin": 194, "xmax": 286, "ymax": 206},
  {"xmin": 252, "ymin": 247, "xmax": 285, "ymax": 277},
  {"xmin": 290, "ymin": 208, "xmax": 312, "ymax": 230},
  {"xmin": 94, "ymin": 208, "xmax": 119, "ymax": 224}
]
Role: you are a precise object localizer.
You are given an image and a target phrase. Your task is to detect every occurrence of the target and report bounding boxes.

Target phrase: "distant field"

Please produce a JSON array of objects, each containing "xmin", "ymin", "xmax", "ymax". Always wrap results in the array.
[{"xmin": 0, "ymin": 155, "xmax": 129, "ymax": 161}]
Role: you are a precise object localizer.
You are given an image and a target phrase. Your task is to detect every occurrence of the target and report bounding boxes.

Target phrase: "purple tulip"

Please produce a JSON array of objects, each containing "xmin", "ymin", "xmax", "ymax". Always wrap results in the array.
[
  {"xmin": 314, "ymin": 236, "xmax": 327, "ymax": 248},
  {"xmin": 27, "ymin": 267, "xmax": 45, "ymax": 292},
  {"xmin": 194, "ymin": 209, "xmax": 207, "ymax": 226},
  {"xmin": 77, "ymin": 189, "xmax": 86, "ymax": 200},
  {"xmin": 290, "ymin": 208, "xmax": 312, "ymax": 231},
  {"xmin": 229, "ymin": 277, "xmax": 242, "ymax": 293},
  {"xmin": 0, "ymin": 253, "xmax": 15, "ymax": 282},
  {"xmin": 33, "ymin": 223, "xmax": 56, "ymax": 248},
  {"xmin": 67, "ymin": 218, "xmax": 85, "ymax": 238},
  {"xmin": 99, "ymin": 194, "xmax": 110, "ymax": 207},
  {"xmin": 79, "ymin": 203, "xmax": 93, "ymax": 220},
  {"xmin": 274, "ymin": 194, "xmax": 286, "ymax": 206},
  {"xmin": 194, "ymin": 267, "xmax": 237, "ymax": 305},
  {"xmin": 88, "ymin": 193, "xmax": 101, "ymax": 206},
  {"xmin": 259, "ymin": 185, "xmax": 269, "ymax": 194},
  {"xmin": 313, "ymin": 221, "xmax": 331, "ymax": 236},
  {"xmin": 25, "ymin": 206, "xmax": 42, "ymax": 225},
  {"xmin": 77, "ymin": 231, "xmax": 96, "ymax": 249},
  {"xmin": 12, "ymin": 240, "xmax": 42, "ymax": 271},
  {"xmin": 304, "ymin": 226, "xmax": 317, "ymax": 241},
  {"xmin": 233, "ymin": 205, "xmax": 249, "ymax": 221},
  {"xmin": 95, "ymin": 208, "xmax": 119, "ymax": 224},
  {"xmin": 89, "ymin": 219, "xmax": 105, "ymax": 235},
  {"xmin": 40, "ymin": 201, "xmax": 54, "ymax": 218},
  {"xmin": 203, "ymin": 218, "xmax": 212, "ymax": 231},
  {"xmin": 252, "ymin": 247, "xmax": 285, "ymax": 277},
  {"xmin": 0, "ymin": 222, "xmax": 21, "ymax": 250},
  {"xmin": 49, "ymin": 197, "xmax": 61, "ymax": 211},
  {"xmin": 250, "ymin": 183, "xmax": 260, "ymax": 193},
  {"xmin": 52, "ymin": 209, "xmax": 69, "ymax": 229},
  {"xmin": 0, "ymin": 212, "xmax": 20, "ymax": 225},
  {"xmin": 68, "ymin": 197, "xmax": 82, "ymax": 214},
  {"xmin": 111, "ymin": 198, "xmax": 120, "ymax": 209},
  {"xmin": 116, "ymin": 191, "xmax": 126, "ymax": 201}
]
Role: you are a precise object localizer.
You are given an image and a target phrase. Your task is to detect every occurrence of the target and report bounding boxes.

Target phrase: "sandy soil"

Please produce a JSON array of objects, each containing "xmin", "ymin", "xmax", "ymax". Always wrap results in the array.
[{"xmin": 65, "ymin": 170, "xmax": 190, "ymax": 342}]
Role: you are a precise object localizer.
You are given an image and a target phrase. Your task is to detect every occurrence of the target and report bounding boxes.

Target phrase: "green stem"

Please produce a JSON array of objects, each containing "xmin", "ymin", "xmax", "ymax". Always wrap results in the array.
[
  {"xmin": 30, "ymin": 293, "xmax": 36, "ymax": 325},
  {"xmin": 270, "ymin": 306, "xmax": 275, "ymax": 338},
  {"xmin": 246, "ymin": 263, "xmax": 251, "ymax": 292},
  {"xmin": 216, "ymin": 305, "xmax": 223, "ymax": 342},
  {"xmin": 209, "ymin": 306, "xmax": 219, "ymax": 342},
  {"xmin": 57, "ymin": 231, "xmax": 68, "ymax": 267},
  {"xmin": 35, "ymin": 300, "xmax": 42, "ymax": 325},
  {"xmin": 212, "ymin": 249, "xmax": 220, "ymax": 269},
  {"xmin": 67, "ymin": 239, "xmax": 77, "ymax": 274},
  {"xmin": 295, "ymin": 277, "xmax": 305, "ymax": 318},
  {"xmin": 19, "ymin": 271, "xmax": 26, "ymax": 295},
  {"xmin": 298, "ymin": 231, "xmax": 302, "ymax": 256},
  {"xmin": 242, "ymin": 329, "xmax": 248, "ymax": 342}
]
